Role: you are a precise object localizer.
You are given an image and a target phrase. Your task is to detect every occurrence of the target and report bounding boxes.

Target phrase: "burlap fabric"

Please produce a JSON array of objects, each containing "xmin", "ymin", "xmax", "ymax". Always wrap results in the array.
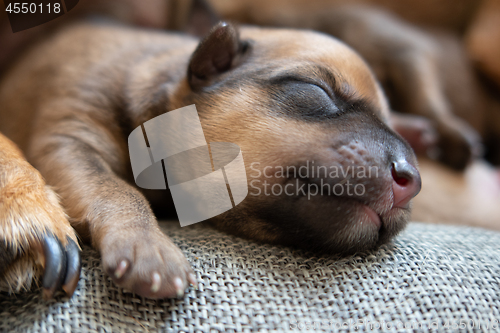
[{"xmin": 1, "ymin": 221, "xmax": 499, "ymax": 332}]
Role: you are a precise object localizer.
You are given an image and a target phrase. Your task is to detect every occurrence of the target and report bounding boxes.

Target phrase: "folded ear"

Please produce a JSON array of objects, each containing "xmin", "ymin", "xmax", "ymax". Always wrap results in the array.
[{"xmin": 188, "ymin": 22, "xmax": 246, "ymax": 90}]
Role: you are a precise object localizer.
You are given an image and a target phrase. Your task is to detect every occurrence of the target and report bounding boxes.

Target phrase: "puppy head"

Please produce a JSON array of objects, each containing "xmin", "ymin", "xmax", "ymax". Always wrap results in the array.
[{"xmin": 177, "ymin": 23, "xmax": 421, "ymax": 254}]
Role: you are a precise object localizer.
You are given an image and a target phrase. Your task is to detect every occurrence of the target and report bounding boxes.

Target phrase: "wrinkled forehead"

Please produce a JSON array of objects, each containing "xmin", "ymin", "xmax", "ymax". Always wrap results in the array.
[{"xmin": 240, "ymin": 27, "xmax": 390, "ymax": 120}]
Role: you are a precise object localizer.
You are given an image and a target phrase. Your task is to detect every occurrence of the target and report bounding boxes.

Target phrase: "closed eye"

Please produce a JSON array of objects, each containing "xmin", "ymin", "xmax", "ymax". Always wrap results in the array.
[{"xmin": 270, "ymin": 81, "xmax": 344, "ymax": 119}]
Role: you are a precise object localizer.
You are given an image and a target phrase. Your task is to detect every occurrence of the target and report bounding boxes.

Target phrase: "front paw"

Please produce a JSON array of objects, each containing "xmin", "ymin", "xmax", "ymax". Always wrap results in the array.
[
  {"xmin": 436, "ymin": 118, "xmax": 483, "ymax": 170},
  {"xmin": 0, "ymin": 183, "xmax": 81, "ymax": 299},
  {"xmin": 100, "ymin": 226, "xmax": 196, "ymax": 299}
]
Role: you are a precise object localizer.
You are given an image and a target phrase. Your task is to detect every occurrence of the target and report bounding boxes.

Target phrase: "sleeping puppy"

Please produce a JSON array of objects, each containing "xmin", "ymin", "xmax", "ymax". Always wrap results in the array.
[{"xmin": 0, "ymin": 20, "xmax": 421, "ymax": 299}]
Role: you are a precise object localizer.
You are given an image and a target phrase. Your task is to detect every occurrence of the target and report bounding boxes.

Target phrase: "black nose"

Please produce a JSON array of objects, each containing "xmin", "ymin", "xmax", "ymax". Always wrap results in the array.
[{"xmin": 391, "ymin": 160, "xmax": 422, "ymax": 208}]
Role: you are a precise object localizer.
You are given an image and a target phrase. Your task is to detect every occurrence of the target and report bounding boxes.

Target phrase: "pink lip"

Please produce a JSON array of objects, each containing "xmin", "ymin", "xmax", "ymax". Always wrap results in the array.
[{"xmin": 363, "ymin": 206, "xmax": 381, "ymax": 228}]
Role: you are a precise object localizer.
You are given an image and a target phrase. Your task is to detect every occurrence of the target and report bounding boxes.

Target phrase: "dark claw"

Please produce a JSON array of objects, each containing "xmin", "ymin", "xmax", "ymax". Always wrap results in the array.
[
  {"xmin": 41, "ymin": 233, "xmax": 66, "ymax": 299},
  {"xmin": 62, "ymin": 237, "xmax": 81, "ymax": 297}
]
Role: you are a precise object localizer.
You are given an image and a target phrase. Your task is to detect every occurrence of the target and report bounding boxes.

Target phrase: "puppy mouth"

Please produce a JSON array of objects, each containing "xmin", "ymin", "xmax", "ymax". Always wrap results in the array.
[
  {"xmin": 363, "ymin": 205, "xmax": 382, "ymax": 229},
  {"xmin": 285, "ymin": 174, "xmax": 396, "ymax": 230},
  {"xmin": 362, "ymin": 202, "xmax": 412, "ymax": 232},
  {"xmin": 261, "ymin": 173, "xmax": 410, "ymax": 252}
]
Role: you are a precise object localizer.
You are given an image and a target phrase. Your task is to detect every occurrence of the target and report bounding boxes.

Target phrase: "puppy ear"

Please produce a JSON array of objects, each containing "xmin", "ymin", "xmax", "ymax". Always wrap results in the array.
[{"xmin": 188, "ymin": 22, "xmax": 244, "ymax": 90}]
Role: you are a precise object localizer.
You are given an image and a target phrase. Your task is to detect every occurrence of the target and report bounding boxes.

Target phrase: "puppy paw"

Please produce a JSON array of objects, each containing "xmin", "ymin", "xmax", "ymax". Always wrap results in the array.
[
  {"xmin": 0, "ymin": 173, "xmax": 81, "ymax": 299},
  {"xmin": 100, "ymin": 227, "xmax": 196, "ymax": 299},
  {"xmin": 436, "ymin": 118, "xmax": 483, "ymax": 170},
  {"xmin": 390, "ymin": 113, "xmax": 438, "ymax": 155}
]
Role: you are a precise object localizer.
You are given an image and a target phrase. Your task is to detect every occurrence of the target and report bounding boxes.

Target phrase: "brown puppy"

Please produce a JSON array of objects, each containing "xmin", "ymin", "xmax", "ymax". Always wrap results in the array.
[
  {"xmin": 202, "ymin": 0, "xmax": 500, "ymax": 228},
  {"xmin": 0, "ymin": 1, "xmax": 495, "ymax": 170},
  {"xmin": 0, "ymin": 20, "xmax": 420, "ymax": 298}
]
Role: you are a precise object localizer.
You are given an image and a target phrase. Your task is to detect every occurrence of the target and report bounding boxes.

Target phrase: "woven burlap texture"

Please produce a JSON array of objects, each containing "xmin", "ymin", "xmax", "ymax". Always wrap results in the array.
[{"xmin": 1, "ymin": 221, "xmax": 499, "ymax": 333}]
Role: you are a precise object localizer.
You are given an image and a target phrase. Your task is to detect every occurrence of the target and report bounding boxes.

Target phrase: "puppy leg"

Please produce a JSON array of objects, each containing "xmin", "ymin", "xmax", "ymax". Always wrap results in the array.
[
  {"xmin": 0, "ymin": 133, "xmax": 80, "ymax": 298},
  {"xmin": 28, "ymin": 121, "xmax": 196, "ymax": 299}
]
